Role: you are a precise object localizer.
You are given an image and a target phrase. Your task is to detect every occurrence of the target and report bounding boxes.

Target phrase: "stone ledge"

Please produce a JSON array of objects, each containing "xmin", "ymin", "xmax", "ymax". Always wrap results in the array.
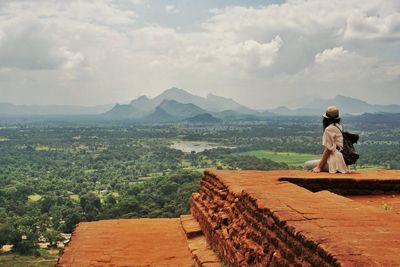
[
  {"xmin": 180, "ymin": 215, "xmax": 222, "ymax": 267},
  {"xmin": 192, "ymin": 170, "xmax": 400, "ymax": 266},
  {"xmin": 57, "ymin": 218, "xmax": 197, "ymax": 267}
]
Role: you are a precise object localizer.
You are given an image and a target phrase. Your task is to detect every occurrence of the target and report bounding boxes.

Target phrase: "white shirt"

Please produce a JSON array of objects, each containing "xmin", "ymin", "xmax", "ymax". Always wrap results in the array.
[{"xmin": 322, "ymin": 124, "xmax": 349, "ymax": 173}]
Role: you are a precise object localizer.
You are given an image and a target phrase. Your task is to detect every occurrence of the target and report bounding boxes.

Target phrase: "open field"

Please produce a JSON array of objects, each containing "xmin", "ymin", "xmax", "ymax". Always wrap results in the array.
[
  {"xmin": 28, "ymin": 194, "xmax": 42, "ymax": 202},
  {"xmin": 242, "ymin": 150, "xmax": 319, "ymax": 167},
  {"xmin": 0, "ymin": 252, "xmax": 58, "ymax": 267}
]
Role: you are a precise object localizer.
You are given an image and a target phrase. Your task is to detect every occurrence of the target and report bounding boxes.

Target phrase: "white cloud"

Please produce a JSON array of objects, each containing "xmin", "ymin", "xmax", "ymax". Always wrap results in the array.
[
  {"xmin": 128, "ymin": 0, "xmax": 145, "ymax": 5},
  {"xmin": 344, "ymin": 6, "xmax": 400, "ymax": 41},
  {"xmin": 213, "ymin": 36, "xmax": 283, "ymax": 69},
  {"xmin": 0, "ymin": 14, "xmax": 68, "ymax": 70},
  {"xmin": 59, "ymin": 47, "xmax": 85, "ymax": 70},
  {"xmin": 315, "ymin": 47, "xmax": 349, "ymax": 64},
  {"xmin": 0, "ymin": 0, "xmax": 399, "ymax": 107},
  {"xmin": 165, "ymin": 5, "xmax": 180, "ymax": 14}
]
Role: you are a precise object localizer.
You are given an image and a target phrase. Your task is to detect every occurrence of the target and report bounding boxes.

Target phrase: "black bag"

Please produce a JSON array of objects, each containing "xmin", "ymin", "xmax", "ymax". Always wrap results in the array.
[{"xmin": 335, "ymin": 125, "xmax": 360, "ymax": 165}]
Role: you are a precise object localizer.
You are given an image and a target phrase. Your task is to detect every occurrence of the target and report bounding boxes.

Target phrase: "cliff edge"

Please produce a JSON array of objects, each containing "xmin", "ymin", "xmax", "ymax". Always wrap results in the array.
[
  {"xmin": 58, "ymin": 170, "xmax": 400, "ymax": 266},
  {"xmin": 192, "ymin": 170, "xmax": 400, "ymax": 266}
]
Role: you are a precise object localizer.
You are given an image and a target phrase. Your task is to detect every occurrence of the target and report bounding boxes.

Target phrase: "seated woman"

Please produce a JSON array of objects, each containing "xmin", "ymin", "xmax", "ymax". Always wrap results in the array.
[{"xmin": 304, "ymin": 106, "xmax": 349, "ymax": 173}]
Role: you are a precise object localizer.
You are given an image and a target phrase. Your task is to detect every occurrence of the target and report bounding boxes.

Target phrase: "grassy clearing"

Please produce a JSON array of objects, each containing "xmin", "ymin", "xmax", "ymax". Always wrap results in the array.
[
  {"xmin": 0, "ymin": 251, "xmax": 58, "ymax": 267},
  {"xmin": 242, "ymin": 150, "xmax": 318, "ymax": 167},
  {"xmin": 76, "ymin": 144, "xmax": 89, "ymax": 150},
  {"xmin": 353, "ymin": 164, "xmax": 385, "ymax": 170},
  {"xmin": 28, "ymin": 194, "xmax": 42, "ymax": 202},
  {"xmin": 84, "ymin": 169, "xmax": 96, "ymax": 174},
  {"xmin": 180, "ymin": 160, "xmax": 192, "ymax": 168},
  {"xmin": 69, "ymin": 194, "xmax": 80, "ymax": 201},
  {"xmin": 35, "ymin": 145, "xmax": 50, "ymax": 151}
]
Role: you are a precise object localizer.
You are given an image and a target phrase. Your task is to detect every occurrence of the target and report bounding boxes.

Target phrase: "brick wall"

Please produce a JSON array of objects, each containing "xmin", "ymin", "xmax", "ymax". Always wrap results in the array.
[{"xmin": 191, "ymin": 173, "xmax": 338, "ymax": 267}]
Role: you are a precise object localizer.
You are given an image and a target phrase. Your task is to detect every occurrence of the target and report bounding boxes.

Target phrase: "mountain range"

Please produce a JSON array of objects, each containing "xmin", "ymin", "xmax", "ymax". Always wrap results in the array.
[
  {"xmin": 1, "ymin": 88, "xmax": 400, "ymax": 122},
  {"xmin": 0, "ymin": 103, "xmax": 114, "ymax": 116},
  {"xmin": 104, "ymin": 88, "xmax": 400, "ymax": 122},
  {"xmin": 270, "ymin": 95, "xmax": 400, "ymax": 116},
  {"xmin": 103, "ymin": 87, "xmax": 258, "ymax": 122},
  {"xmin": 106, "ymin": 87, "xmax": 254, "ymax": 115}
]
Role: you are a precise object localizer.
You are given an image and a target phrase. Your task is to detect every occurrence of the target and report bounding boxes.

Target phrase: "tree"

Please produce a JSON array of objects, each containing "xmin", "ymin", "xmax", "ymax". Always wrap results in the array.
[
  {"xmin": 64, "ymin": 211, "xmax": 82, "ymax": 233},
  {"xmin": 43, "ymin": 228, "xmax": 64, "ymax": 248},
  {"xmin": 0, "ymin": 223, "xmax": 13, "ymax": 247},
  {"xmin": 8, "ymin": 227, "xmax": 38, "ymax": 254},
  {"xmin": 80, "ymin": 192, "xmax": 102, "ymax": 221}
]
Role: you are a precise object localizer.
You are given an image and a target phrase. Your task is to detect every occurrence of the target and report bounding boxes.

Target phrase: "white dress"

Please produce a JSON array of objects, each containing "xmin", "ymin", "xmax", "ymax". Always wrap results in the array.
[{"xmin": 322, "ymin": 124, "xmax": 349, "ymax": 173}]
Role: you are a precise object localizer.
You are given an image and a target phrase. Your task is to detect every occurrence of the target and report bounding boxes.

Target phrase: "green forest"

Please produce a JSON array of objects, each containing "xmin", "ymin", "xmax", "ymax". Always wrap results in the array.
[{"xmin": 0, "ymin": 116, "xmax": 399, "ymax": 264}]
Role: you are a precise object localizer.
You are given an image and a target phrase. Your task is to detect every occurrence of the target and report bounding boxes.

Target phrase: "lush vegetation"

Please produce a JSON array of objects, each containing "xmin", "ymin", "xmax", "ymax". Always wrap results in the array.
[
  {"xmin": 241, "ymin": 150, "xmax": 318, "ymax": 167},
  {"xmin": 0, "ymin": 115, "xmax": 399, "ymax": 264},
  {"xmin": 0, "ymin": 250, "xmax": 58, "ymax": 267}
]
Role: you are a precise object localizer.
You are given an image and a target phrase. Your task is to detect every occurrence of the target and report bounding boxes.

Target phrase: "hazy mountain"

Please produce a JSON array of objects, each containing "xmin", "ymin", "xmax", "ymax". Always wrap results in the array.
[
  {"xmin": 347, "ymin": 112, "xmax": 400, "ymax": 125},
  {"xmin": 204, "ymin": 93, "xmax": 257, "ymax": 114},
  {"xmin": 103, "ymin": 104, "xmax": 139, "ymax": 118},
  {"xmin": 152, "ymin": 88, "xmax": 204, "ymax": 108},
  {"xmin": 214, "ymin": 110, "xmax": 267, "ymax": 121},
  {"xmin": 268, "ymin": 106, "xmax": 293, "ymax": 116},
  {"xmin": 106, "ymin": 87, "xmax": 256, "ymax": 117},
  {"xmin": 0, "ymin": 102, "xmax": 114, "ymax": 116},
  {"xmin": 104, "ymin": 103, "xmax": 149, "ymax": 119},
  {"xmin": 269, "ymin": 106, "xmax": 320, "ymax": 116},
  {"xmin": 269, "ymin": 95, "xmax": 400, "ymax": 116},
  {"xmin": 142, "ymin": 107, "xmax": 178, "ymax": 122},
  {"xmin": 129, "ymin": 96, "xmax": 153, "ymax": 111},
  {"xmin": 186, "ymin": 113, "xmax": 222, "ymax": 123},
  {"xmin": 158, "ymin": 100, "xmax": 207, "ymax": 118}
]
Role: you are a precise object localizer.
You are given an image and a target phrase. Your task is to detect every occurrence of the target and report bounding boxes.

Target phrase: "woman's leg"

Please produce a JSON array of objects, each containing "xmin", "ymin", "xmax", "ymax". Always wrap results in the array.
[{"xmin": 304, "ymin": 160, "xmax": 329, "ymax": 172}]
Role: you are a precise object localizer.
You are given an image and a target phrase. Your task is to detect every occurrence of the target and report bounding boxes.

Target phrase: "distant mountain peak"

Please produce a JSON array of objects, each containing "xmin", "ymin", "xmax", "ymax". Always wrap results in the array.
[
  {"xmin": 137, "ymin": 95, "xmax": 149, "ymax": 100},
  {"xmin": 104, "ymin": 87, "xmax": 258, "ymax": 120},
  {"xmin": 130, "ymin": 95, "xmax": 149, "ymax": 103},
  {"xmin": 143, "ymin": 106, "xmax": 177, "ymax": 122},
  {"xmin": 160, "ymin": 99, "xmax": 179, "ymax": 105},
  {"xmin": 206, "ymin": 93, "xmax": 234, "ymax": 101},
  {"xmin": 207, "ymin": 93, "xmax": 224, "ymax": 98},
  {"xmin": 186, "ymin": 113, "xmax": 222, "ymax": 124},
  {"xmin": 269, "ymin": 95, "xmax": 400, "ymax": 116},
  {"xmin": 333, "ymin": 95, "xmax": 367, "ymax": 103},
  {"xmin": 159, "ymin": 87, "xmax": 192, "ymax": 98},
  {"xmin": 163, "ymin": 87, "xmax": 186, "ymax": 93}
]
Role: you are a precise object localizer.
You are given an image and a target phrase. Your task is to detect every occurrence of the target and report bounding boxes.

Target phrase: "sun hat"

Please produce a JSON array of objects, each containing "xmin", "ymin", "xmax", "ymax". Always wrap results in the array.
[{"xmin": 323, "ymin": 106, "xmax": 340, "ymax": 119}]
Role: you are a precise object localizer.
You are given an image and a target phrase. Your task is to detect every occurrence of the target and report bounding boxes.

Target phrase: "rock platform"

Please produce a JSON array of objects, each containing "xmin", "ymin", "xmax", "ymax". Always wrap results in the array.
[
  {"xmin": 58, "ymin": 170, "xmax": 400, "ymax": 266},
  {"xmin": 58, "ymin": 217, "xmax": 219, "ymax": 266},
  {"xmin": 191, "ymin": 170, "xmax": 400, "ymax": 266}
]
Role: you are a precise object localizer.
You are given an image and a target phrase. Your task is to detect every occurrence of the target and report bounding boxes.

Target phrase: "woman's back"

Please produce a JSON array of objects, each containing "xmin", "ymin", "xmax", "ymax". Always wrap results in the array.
[
  {"xmin": 323, "ymin": 123, "xmax": 348, "ymax": 173},
  {"xmin": 323, "ymin": 124, "xmax": 343, "ymax": 151},
  {"xmin": 303, "ymin": 106, "xmax": 349, "ymax": 173}
]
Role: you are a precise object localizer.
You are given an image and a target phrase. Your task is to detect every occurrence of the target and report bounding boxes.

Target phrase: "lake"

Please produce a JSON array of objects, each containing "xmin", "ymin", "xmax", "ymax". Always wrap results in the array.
[{"xmin": 170, "ymin": 141, "xmax": 231, "ymax": 153}]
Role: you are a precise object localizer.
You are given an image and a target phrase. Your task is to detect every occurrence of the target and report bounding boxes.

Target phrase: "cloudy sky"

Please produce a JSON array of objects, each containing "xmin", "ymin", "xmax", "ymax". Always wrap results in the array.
[{"xmin": 0, "ymin": 0, "xmax": 399, "ymax": 109}]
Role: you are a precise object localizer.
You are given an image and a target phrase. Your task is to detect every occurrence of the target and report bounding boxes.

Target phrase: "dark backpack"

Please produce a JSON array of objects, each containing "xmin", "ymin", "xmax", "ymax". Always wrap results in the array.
[{"xmin": 335, "ymin": 125, "xmax": 360, "ymax": 165}]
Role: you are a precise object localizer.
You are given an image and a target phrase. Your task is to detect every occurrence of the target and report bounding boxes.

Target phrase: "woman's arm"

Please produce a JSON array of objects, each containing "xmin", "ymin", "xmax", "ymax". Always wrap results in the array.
[{"xmin": 312, "ymin": 148, "xmax": 331, "ymax": 173}]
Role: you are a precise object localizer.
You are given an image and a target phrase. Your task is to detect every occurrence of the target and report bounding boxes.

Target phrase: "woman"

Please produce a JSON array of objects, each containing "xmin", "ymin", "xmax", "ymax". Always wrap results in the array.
[{"xmin": 304, "ymin": 106, "xmax": 349, "ymax": 173}]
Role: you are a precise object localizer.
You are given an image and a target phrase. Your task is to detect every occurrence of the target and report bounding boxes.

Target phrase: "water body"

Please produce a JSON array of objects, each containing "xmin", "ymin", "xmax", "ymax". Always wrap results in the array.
[{"xmin": 170, "ymin": 141, "xmax": 231, "ymax": 153}]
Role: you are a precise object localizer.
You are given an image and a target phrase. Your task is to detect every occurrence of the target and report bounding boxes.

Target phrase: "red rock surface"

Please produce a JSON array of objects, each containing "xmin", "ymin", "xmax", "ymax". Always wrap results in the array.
[
  {"xmin": 180, "ymin": 215, "xmax": 221, "ymax": 267},
  {"xmin": 192, "ymin": 170, "xmax": 400, "ymax": 266},
  {"xmin": 348, "ymin": 194, "xmax": 400, "ymax": 214},
  {"xmin": 58, "ymin": 170, "xmax": 400, "ymax": 267},
  {"xmin": 58, "ymin": 218, "xmax": 196, "ymax": 267}
]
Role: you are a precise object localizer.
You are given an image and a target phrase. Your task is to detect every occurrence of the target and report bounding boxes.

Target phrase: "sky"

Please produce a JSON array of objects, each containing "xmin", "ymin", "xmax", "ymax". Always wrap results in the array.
[{"xmin": 0, "ymin": 0, "xmax": 399, "ymax": 109}]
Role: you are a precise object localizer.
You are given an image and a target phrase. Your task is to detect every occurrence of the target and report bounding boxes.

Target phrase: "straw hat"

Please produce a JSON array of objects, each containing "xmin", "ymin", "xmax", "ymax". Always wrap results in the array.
[{"xmin": 323, "ymin": 106, "xmax": 340, "ymax": 119}]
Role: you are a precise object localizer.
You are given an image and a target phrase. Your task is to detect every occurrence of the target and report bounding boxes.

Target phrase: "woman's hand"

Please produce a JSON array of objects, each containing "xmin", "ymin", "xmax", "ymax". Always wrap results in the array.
[{"xmin": 312, "ymin": 166, "xmax": 321, "ymax": 173}]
